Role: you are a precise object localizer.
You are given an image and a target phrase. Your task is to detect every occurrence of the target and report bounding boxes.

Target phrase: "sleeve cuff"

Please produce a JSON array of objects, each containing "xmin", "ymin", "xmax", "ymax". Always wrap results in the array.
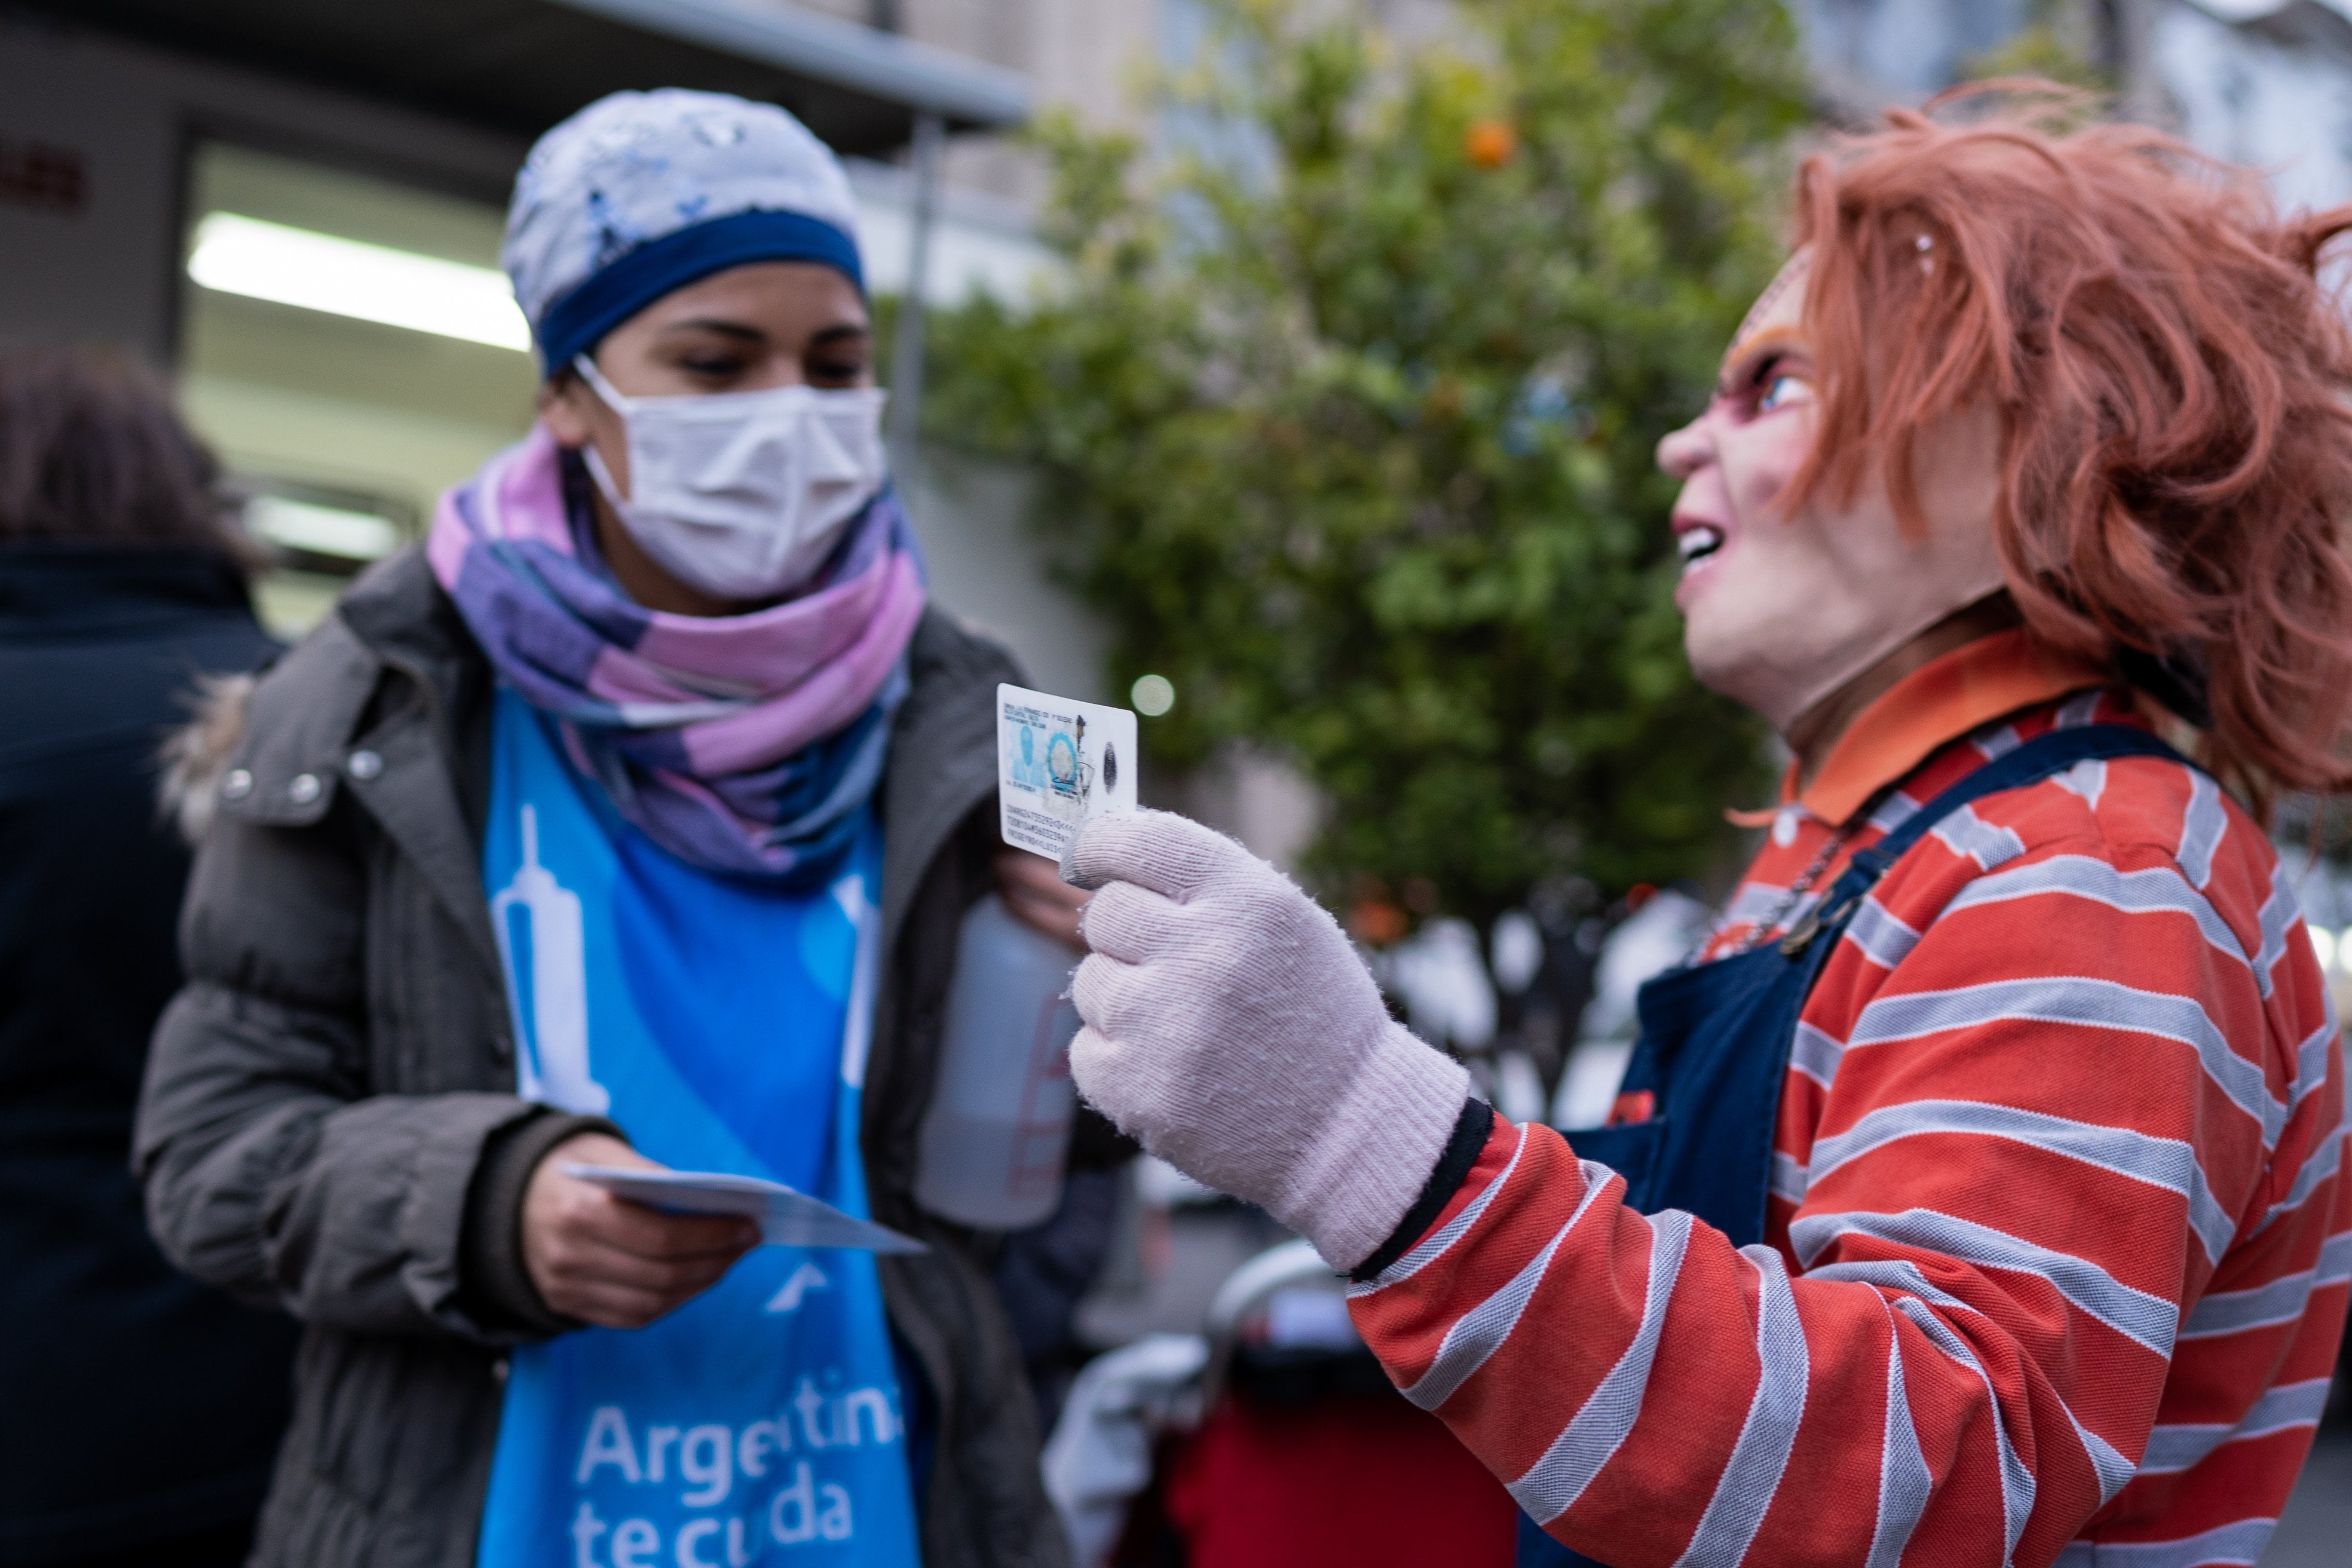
[
  {"xmin": 460, "ymin": 1108, "xmax": 623, "ymax": 1337},
  {"xmin": 1349, "ymin": 1097, "xmax": 1494, "ymax": 1282}
]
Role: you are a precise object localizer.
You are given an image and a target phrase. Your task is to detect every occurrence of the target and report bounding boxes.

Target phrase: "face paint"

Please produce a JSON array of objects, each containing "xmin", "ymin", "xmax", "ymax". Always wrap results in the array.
[{"xmin": 1655, "ymin": 257, "xmax": 2006, "ymax": 734}]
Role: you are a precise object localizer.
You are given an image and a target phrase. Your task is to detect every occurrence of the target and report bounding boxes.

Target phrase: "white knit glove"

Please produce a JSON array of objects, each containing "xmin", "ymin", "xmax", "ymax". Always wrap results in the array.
[{"xmin": 1066, "ymin": 810, "xmax": 1471, "ymax": 1270}]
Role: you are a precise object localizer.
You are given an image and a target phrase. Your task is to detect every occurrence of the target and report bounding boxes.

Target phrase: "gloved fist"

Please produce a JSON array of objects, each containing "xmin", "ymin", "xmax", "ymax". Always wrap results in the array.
[{"xmin": 1066, "ymin": 810, "xmax": 1469, "ymax": 1270}]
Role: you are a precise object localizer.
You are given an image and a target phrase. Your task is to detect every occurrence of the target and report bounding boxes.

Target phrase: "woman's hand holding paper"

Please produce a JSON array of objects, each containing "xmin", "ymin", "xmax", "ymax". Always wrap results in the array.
[
  {"xmin": 522, "ymin": 1133, "xmax": 760, "ymax": 1329},
  {"xmin": 1065, "ymin": 810, "xmax": 1468, "ymax": 1270}
]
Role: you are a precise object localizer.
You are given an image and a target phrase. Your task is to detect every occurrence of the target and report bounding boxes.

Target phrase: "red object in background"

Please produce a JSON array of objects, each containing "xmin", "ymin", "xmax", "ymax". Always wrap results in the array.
[
  {"xmin": 0, "ymin": 137, "xmax": 85, "ymax": 213},
  {"xmin": 1163, "ymin": 1390, "xmax": 1518, "ymax": 1567},
  {"xmin": 1606, "ymin": 1089, "xmax": 1656, "ymax": 1127}
]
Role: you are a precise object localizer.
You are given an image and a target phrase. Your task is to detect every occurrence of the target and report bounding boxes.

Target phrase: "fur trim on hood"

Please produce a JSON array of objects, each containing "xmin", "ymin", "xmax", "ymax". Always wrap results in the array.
[{"xmin": 158, "ymin": 672, "xmax": 253, "ymax": 846}]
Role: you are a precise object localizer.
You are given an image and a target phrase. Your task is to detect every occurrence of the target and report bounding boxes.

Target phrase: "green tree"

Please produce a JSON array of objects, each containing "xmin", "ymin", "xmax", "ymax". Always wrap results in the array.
[
  {"xmin": 922, "ymin": 0, "xmax": 1808, "ymax": 926},
  {"xmin": 1963, "ymin": 0, "xmax": 2114, "ymax": 91}
]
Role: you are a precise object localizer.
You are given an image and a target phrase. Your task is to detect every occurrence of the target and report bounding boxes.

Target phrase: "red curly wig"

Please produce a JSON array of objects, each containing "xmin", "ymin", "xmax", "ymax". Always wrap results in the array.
[{"xmin": 1787, "ymin": 85, "xmax": 2352, "ymax": 814}]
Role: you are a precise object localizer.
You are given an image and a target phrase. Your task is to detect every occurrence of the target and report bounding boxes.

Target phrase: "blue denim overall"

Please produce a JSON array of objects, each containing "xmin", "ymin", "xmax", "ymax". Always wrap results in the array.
[{"xmin": 1514, "ymin": 722, "xmax": 2189, "ymax": 1567}]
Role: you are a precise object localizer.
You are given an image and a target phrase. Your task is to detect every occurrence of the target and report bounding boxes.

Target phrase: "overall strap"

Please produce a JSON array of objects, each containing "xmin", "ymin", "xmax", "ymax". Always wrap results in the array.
[
  {"xmin": 1778, "ymin": 724, "xmax": 2195, "ymax": 959},
  {"xmin": 1849, "ymin": 722, "xmax": 2195, "ymax": 882}
]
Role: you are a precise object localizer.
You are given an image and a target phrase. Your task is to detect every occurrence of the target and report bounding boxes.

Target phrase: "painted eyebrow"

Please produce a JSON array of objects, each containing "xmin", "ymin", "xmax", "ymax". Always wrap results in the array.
[
  {"xmin": 654, "ymin": 320, "xmax": 870, "ymax": 344},
  {"xmin": 658, "ymin": 318, "xmax": 764, "ymax": 342},
  {"xmin": 1716, "ymin": 325, "xmax": 1806, "ymax": 396}
]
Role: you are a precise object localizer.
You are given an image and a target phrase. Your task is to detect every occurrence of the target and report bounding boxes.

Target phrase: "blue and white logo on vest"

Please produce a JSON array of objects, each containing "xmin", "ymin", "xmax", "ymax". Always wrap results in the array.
[{"xmin": 477, "ymin": 690, "xmax": 921, "ymax": 1567}]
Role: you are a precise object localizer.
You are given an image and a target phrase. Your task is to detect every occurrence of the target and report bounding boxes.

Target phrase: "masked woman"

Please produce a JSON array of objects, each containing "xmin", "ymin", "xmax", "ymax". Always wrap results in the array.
[
  {"xmin": 1059, "ymin": 97, "xmax": 2352, "ymax": 1567},
  {"xmin": 137, "ymin": 91, "xmax": 1077, "ymax": 1568}
]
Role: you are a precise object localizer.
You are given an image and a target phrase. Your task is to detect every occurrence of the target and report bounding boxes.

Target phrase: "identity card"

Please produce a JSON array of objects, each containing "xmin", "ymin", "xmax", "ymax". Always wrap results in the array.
[
  {"xmin": 563, "ymin": 1165, "xmax": 927, "ymax": 1254},
  {"xmin": 996, "ymin": 682, "xmax": 1139, "ymax": 862}
]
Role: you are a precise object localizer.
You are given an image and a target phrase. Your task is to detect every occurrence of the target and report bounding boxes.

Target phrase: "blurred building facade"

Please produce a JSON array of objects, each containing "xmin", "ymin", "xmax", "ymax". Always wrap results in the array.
[
  {"xmin": 0, "ymin": 0, "xmax": 2344, "ymax": 696},
  {"xmin": 1794, "ymin": 0, "xmax": 2352, "ymax": 209}
]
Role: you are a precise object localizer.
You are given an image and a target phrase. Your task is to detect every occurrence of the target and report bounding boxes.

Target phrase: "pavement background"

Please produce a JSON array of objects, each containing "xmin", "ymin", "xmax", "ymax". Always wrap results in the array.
[{"xmin": 2269, "ymin": 1429, "xmax": 2351, "ymax": 1566}]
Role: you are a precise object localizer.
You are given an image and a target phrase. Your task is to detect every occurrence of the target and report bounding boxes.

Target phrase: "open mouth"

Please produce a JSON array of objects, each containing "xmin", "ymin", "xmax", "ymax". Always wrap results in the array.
[{"xmin": 1676, "ymin": 525, "xmax": 1726, "ymax": 577}]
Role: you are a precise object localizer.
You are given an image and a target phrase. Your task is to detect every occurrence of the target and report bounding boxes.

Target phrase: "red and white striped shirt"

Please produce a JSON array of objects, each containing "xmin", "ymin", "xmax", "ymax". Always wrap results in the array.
[{"xmin": 1350, "ymin": 633, "xmax": 2351, "ymax": 1567}]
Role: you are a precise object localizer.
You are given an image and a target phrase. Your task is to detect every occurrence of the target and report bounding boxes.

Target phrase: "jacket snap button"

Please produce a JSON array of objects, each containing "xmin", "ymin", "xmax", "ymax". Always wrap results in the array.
[
  {"xmin": 288, "ymin": 773, "xmax": 322, "ymax": 806},
  {"xmin": 221, "ymin": 768, "xmax": 253, "ymax": 800},
  {"xmin": 347, "ymin": 749, "xmax": 384, "ymax": 782}
]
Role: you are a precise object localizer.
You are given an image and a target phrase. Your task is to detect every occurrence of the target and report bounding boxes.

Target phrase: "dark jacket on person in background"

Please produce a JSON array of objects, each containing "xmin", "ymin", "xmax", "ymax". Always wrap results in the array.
[
  {"xmin": 0, "ymin": 543, "xmax": 293, "ymax": 1563},
  {"xmin": 134, "ymin": 545, "xmax": 1069, "ymax": 1568}
]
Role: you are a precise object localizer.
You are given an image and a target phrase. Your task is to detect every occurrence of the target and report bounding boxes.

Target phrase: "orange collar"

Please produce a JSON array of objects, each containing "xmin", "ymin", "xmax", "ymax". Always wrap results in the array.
[{"xmin": 1750, "ymin": 631, "xmax": 2109, "ymax": 828}]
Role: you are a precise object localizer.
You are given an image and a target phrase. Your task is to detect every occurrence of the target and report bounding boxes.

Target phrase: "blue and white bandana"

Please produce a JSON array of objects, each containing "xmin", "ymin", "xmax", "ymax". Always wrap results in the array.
[{"xmin": 503, "ymin": 88, "xmax": 867, "ymax": 372}]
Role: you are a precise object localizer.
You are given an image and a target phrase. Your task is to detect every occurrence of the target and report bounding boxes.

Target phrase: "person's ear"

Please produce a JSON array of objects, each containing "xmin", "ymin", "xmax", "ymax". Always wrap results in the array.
[{"xmin": 539, "ymin": 371, "xmax": 595, "ymax": 449}]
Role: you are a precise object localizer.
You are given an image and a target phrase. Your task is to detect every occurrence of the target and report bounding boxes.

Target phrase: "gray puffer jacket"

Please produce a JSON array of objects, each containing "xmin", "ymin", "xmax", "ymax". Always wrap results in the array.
[{"xmin": 134, "ymin": 546, "xmax": 1067, "ymax": 1568}]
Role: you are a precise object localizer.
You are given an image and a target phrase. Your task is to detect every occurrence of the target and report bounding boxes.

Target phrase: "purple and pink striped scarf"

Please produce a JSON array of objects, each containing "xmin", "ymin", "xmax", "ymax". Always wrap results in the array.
[{"xmin": 427, "ymin": 425, "xmax": 926, "ymax": 885}]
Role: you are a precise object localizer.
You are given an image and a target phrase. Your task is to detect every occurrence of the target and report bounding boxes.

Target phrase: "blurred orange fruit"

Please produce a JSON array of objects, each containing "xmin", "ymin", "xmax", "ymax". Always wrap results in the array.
[
  {"xmin": 1349, "ymin": 899, "xmax": 1409, "ymax": 947},
  {"xmin": 1465, "ymin": 119, "xmax": 1516, "ymax": 169}
]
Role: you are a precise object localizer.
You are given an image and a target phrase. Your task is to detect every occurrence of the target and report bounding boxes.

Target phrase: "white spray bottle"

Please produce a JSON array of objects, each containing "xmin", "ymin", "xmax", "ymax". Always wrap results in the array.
[{"xmin": 915, "ymin": 895, "xmax": 1080, "ymax": 1230}]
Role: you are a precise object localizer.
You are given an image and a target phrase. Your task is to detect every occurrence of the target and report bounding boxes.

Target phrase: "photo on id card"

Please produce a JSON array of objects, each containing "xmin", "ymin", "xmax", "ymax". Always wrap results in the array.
[{"xmin": 997, "ymin": 683, "xmax": 1138, "ymax": 860}]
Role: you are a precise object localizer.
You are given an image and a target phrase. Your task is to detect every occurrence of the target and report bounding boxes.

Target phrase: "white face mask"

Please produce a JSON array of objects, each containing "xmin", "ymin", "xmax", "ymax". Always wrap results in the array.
[{"xmin": 571, "ymin": 354, "xmax": 889, "ymax": 601}]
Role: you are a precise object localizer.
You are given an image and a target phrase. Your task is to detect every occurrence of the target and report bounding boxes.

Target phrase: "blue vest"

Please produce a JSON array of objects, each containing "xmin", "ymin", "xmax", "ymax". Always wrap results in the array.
[{"xmin": 475, "ymin": 689, "xmax": 922, "ymax": 1568}]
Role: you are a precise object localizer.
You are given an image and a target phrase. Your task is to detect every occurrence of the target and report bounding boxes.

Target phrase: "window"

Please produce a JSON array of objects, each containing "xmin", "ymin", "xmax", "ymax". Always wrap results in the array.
[{"xmin": 177, "ymin": 142, "xmax": 536, "ymax": 633}]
